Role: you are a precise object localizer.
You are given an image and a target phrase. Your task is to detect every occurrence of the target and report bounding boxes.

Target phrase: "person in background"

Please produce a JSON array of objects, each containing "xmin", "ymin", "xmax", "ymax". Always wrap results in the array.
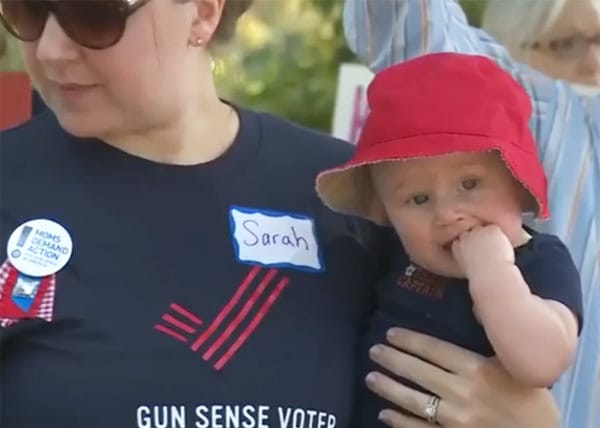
[
  {"xmin": 343, "ymin": 0, "xmax": 599, "ymax": 427},
  {"xmin": 483, "ymin": 0, "xmax": 600, "ymax": 91},
  {"xmin": 0, "ymin": 0, "xmax": 560, "ymax": 427}
]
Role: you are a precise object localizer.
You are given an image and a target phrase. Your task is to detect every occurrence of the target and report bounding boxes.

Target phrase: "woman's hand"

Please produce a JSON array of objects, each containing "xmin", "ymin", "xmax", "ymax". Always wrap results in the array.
[{"xmin": 365, "ymin": 328, "xmax": 560, "ymax": 428}]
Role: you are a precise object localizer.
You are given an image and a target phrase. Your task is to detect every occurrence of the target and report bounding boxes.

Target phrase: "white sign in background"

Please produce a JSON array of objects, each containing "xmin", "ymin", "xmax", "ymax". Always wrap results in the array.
[{"xmin": 331, "ymin": 63, "xmax": 374, "ymax": 144}]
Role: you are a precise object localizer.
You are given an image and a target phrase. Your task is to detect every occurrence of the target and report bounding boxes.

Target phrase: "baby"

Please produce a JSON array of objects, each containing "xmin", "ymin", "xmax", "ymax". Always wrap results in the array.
[{"xmin": 316, "ymin": 53, "xmax": 583, "ymax": 424}]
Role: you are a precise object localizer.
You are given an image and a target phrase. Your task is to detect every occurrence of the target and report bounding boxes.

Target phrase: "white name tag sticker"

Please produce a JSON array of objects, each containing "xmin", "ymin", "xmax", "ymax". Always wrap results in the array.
[{"xmin": 229, "ymin": 206, "xmax": 323, "ymax": 272}]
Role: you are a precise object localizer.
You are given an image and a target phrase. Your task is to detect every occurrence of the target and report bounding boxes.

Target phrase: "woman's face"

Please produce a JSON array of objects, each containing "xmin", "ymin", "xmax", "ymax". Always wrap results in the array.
[
  {"xmin": 525, "ymin": 0, "xmax": 600, "ymax": 87},
  {"xmin": 19, "ymin": 0, "xmax": 213, "ymax": 139}
]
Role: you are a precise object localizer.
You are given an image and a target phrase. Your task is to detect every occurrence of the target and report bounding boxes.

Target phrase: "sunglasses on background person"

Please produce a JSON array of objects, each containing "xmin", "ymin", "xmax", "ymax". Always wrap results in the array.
[{"xmin": 0, "ymin": 0, "xmax": 151, "ymax": 50}]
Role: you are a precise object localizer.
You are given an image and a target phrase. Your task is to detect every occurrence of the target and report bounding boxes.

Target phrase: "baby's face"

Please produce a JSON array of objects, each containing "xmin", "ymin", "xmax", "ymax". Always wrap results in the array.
[{"xmin": 370, "ymin": 152, "xmax": 527, "ymax": 278}]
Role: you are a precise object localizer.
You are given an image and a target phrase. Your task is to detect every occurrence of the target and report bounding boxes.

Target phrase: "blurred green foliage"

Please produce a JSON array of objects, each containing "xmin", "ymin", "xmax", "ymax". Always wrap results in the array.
[
  {"xmin": 0, "ymin": 27, "xmax": 24, "ymax": 72},
  {"xmin": 1, "ymin": 0, "xmax": 487, "ymax": 132},
  {"xmin": 223, "ymin": 0, "xmax": 486, "ymax": 131}
]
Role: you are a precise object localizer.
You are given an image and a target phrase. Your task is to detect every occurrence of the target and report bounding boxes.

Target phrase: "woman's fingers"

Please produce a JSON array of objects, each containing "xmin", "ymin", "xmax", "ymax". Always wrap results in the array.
[
  {"xmin": 371, "ymin": 329, "xmax": 561, "ymax": 428},
  {"xmin": 369, "ymin": 344, "xmax": 458, "ymax": 398},
  {"xmin": 377, "ymin": 409, "xmax": 436, "ymax": 428},
  {"xmin": 365, "ymin": 371, "xmax": 451, "ymax": 426},
  {"xmin": 386, "ymin": 328, "xmax": 484, "ymax": 375}
]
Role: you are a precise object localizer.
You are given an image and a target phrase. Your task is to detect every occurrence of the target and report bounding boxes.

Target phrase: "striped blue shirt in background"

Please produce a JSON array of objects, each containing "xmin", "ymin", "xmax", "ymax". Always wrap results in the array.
[{"xmin": 343, "ymin": 1, "xmax": 600, "ymax": 426}]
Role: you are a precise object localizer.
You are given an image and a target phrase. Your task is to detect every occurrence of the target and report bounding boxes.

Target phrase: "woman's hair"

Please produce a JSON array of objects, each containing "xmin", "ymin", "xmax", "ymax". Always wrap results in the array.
[
  {"xmin": 482, "ymin": 0, "xmax": 566, "ymax": 50},
  {"xmin": 212, "ymin": 0, "xmax": 253, "ymax": 43}
]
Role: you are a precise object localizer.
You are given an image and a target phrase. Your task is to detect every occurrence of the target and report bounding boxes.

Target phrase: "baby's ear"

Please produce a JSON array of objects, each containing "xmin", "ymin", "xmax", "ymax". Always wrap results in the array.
[
  {"xmin": 362, "ymin": 166, "xmax": 390, "ymax": 226},
  {"xmin": 519, "ymin": 186, "xmax": 539, "ymax": 216},
  {"xmin": 354, "ymin": 166, "xmax": 390, "ymax": 226},
  {"xmin": 368, "ymin": 197, "xmax": 390, "ymax": 226}
]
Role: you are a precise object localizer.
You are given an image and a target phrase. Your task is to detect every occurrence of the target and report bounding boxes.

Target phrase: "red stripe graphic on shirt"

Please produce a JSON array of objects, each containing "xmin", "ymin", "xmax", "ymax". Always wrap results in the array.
[
  {"xmin": 155, "ymin": 265, "xmax": 289, "ymax": 370},
  {"xmin": 153, "ymin": 324, "xmax": 189, "ymax": 343},
  {"xmin": 214, "ymin": 276, "xmax": 289, "ymax": 370},
  {"xmin": 190, "ymin": 265, "xmax": 262, "ymax": 351},
  {"xmin": 202, "ymin": 268, "xmax": 278, "ymax": 360},
  {"xmin": 162, "ymin": 314, "xmax": 197, "ymax": 333},
  {"xmin": 154, "ymin": 303, "xmax": 203, "ymax": 342},
  {"xmin": 170, "ymin": 303, "xmax": 203, "ymax": 325}
]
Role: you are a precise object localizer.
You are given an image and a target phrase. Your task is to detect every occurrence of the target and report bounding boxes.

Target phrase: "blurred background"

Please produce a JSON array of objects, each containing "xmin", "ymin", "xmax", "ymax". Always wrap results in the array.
[{"xmin": 0, "ymin": 0, "xmax": 487, "ymax": 132}]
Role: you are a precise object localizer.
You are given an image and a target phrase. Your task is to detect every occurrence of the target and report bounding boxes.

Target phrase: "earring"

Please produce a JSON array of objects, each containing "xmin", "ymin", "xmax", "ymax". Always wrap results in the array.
[{"xmin": 191, "ymin": 37, "xmax": 204, "ymax": 47}]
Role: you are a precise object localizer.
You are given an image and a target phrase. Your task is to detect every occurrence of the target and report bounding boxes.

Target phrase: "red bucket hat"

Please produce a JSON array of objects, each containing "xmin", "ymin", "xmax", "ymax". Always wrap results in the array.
[{"xmin": 316, "ymin": 52, "xmax": 549, "ymax": 224}]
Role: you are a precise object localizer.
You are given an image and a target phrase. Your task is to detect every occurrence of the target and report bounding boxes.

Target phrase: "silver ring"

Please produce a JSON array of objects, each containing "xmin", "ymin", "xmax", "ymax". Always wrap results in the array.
[{"xmin": 422, "ymin": 394, "xmax": 440, "ymax": 424}]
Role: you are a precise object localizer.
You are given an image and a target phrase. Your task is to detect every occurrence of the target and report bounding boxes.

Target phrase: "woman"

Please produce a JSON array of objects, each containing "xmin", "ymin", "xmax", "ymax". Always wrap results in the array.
[
  {"xmin": 343, "ymin": 0, "xmax": 599, "ymax": 427},
  {"xmin": 0, "ymin": 1, "xmax": 558, "ymax": 427}
]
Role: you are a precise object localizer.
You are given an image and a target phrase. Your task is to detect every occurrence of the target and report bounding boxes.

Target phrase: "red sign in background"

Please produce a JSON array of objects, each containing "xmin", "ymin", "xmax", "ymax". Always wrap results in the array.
[{"xmin": 0, "ymin": 72, "xmax": 32, "ymax": 131}]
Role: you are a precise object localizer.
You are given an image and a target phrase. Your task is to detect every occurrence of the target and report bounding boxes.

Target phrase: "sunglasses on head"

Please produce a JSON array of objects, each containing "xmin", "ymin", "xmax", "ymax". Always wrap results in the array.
[{"xmin": 0, "ymin": 0, "xmax": 151, "ymax": 50}]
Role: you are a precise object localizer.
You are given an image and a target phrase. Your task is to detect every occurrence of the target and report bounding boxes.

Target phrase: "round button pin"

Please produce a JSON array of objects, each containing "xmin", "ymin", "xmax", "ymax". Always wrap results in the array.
[{"xmin": 7, "ymin": 219, "xmax": 73, "ymax": 277}]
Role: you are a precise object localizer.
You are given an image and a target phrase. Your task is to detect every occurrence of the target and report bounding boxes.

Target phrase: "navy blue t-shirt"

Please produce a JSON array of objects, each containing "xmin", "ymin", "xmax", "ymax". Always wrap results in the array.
[
  {"xmin": 31, "ymin": 90, "xmax": 46, "ymax": 116},
  {"xmin": 354, "ymin": 231, "xmax": 583, "ymax": 427},
  {"xmin": 0, "ymin": 108, "xmax": 392, "ymax": 428}
]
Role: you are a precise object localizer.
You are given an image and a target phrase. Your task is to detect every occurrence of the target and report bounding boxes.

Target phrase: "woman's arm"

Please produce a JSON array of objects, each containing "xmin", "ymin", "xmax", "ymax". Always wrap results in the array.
[{"xmin": 366, "ymin": 328, "xmax": 560, "ymax": 428}]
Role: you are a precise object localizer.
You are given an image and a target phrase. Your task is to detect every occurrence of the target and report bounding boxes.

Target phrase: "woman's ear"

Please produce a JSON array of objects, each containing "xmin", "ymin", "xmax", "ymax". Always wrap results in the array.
[{"xmin": 189, "ymin": 0, "xmax": 226, "ymax": 45}]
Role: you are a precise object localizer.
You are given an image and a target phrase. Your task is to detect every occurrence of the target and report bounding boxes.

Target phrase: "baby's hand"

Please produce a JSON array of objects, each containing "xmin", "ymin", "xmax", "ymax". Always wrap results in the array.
[{"xmin": 451, "ymin": 225, "xmax": 515, "ymax": 279}]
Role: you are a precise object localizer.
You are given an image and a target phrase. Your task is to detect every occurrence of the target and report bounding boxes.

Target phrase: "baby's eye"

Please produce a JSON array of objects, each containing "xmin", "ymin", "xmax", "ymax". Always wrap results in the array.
[
  {"xmin": 410, "ymin": 194, "xmax": 429, "ymax": 205},
  {"xmin": 460, "ymin": 178, "xmax": 479, "ymax": 191}
]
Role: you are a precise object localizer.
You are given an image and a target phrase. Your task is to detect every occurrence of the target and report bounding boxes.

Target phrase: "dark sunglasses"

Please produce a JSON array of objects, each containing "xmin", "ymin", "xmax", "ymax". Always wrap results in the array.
[{"xmin": 0, "ymin": 0, "xmax": 151, "ymax": 50}]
